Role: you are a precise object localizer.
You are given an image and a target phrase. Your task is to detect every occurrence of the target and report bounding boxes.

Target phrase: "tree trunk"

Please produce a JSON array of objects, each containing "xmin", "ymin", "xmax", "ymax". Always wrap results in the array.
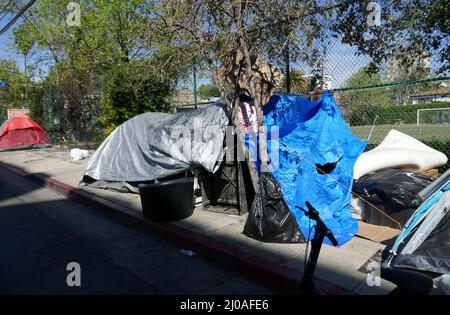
[{"xmin": 235, "ymin": 4, "xmax": 269, "ymax": 175}]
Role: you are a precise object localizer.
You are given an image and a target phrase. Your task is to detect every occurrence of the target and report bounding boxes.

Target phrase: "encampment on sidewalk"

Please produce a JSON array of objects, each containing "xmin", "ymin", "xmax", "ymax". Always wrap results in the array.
[{"xmin": 1, "ymin": 92, "xmax": 448, "ymax": 295}]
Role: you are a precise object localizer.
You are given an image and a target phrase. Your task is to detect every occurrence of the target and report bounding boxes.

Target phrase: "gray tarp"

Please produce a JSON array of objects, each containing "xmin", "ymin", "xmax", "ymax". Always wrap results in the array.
[{"xmin": 83, "ymin": 102, "xmax": 229, "ymax": 184}]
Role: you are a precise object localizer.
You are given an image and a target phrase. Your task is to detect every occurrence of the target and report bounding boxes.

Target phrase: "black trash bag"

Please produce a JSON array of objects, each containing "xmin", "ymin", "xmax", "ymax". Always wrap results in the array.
[
  {"xmin": 353, "ymin": 169, "xmax": 434, "ymax": 228},
  {"xmin": 243, "ymin": 172, "xmax": 305, "ymax": 243}
]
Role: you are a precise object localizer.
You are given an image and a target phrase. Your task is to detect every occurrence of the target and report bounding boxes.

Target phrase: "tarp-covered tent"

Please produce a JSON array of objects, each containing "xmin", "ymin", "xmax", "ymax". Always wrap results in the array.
[
  {"xmin": 383, "ymin": 169, "xmax": 450, "ymax": 274},
  {"xmin": 82, "ymin": 102, "xmax": 229, "ymax": 188},
  {"xmin": 244, "ymin": 92, "xmax": 367, "ymax": 246},
  {"xmin": 0, "ymin": 117, "xmax": 51, "ymax": 152}
]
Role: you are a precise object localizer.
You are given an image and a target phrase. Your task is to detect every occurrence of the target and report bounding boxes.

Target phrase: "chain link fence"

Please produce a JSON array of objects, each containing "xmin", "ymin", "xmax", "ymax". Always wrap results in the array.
[
  {"xmin": 42, "ymin": 83, "xmax": 103, "ymax": 147},
  {"xmin": 287, "ymin": 1, "xmax": 450, "ymax": 174},
  {"xmin": 37, "ymin": 0, "xmax": 449, "ymax": 172},
  {"xmin": 338, "ymin": 93, "xmax": 450, "ymax": 171}
]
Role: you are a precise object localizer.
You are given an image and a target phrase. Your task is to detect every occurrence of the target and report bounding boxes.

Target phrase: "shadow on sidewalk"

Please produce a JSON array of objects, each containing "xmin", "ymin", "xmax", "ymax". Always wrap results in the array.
[{"xmin": 0, "ymin": 161, "xmax": 372, "ymax": 295}]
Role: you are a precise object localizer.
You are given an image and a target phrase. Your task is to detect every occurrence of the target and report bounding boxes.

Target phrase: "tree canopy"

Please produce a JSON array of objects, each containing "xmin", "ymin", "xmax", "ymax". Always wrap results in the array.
[
  {"xmin": 3, "ymin": 0, "xmax": 447, "ymax": 182},
  {"xmin": 10, "ymin": 0, "xmax": 191, "ymax": 138},
  {"xmin": 333, "ymin": 0, "xmax": 449, "ymax": 74},
  {"xmin": 338, "ymin": 68, "xmax": 392, "ymax": 110},
  {"xmin": 0, "ymin": 60, "xmax": 32, "ymax": 120}
]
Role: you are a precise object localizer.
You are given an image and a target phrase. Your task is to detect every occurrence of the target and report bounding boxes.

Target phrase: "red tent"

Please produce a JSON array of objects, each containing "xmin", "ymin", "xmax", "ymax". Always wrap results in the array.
[{"xmin": 0, "ymin": 117, "xmax": 51, "ymax": 151}]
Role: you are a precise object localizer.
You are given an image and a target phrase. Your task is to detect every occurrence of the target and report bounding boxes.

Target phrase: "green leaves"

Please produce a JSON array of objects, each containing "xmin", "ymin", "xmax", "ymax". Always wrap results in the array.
[
  {"xmin": 333, "ymin": 0, "xmax": 449, "ymax": 75},
  {"xmin": 197, "ymin": 84, "xmax": 220, "ymax": 98},
  {"xmin": 339, "ymin": 68, "xmax": 392, "ymax": 110},
  {"xmin": 0, "ymin": 59, "xmax": 36, "ymax": 121},
  {"xmin": 9, "ymin": 0, "xmax": 186, "ymax": 140},
  {"xmin": 13, "ymin": 25, "xmax": 35, "ymax": 56},
  {"xmin": 99, "ymin": 62, "xmax": 174, "ymax": 135}
]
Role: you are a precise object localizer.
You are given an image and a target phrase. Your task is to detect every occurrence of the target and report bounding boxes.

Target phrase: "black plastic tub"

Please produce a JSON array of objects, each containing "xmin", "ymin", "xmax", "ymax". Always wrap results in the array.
[{"xmin": 138, "ymin": 177, "xmax": 194, "ymax": 222}]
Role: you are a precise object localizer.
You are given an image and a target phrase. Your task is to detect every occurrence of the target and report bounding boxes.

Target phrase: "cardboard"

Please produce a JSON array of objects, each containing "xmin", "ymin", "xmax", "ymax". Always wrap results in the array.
[{"xmin": 357, "ymin": 221, "xmax": 400, "ymax": 243}]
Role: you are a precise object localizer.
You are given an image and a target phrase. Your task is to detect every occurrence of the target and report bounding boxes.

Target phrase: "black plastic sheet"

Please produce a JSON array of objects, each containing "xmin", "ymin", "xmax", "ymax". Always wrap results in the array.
[
  {"xmin": 243, "ymin": 172, "xmax": 305, "ymax": 243},
  {"xmin": 353, "ymin": 169, "xmax": 433, "ymax": 228}
]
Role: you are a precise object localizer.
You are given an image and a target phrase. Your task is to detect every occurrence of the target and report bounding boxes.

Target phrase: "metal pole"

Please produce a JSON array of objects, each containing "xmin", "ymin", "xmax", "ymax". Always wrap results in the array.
[
  {"xmin": 321, "ymin": 59, "xmax": 325, "ymax": 90},
  {"xmin": 192, "ymin": 64, "xmax": 198, "ymax": 109},
  {"xmin": 285, "ymin": 38, "xmax": 291, "ymax": 93},
  {"xmin": 24, "ymin": 54, "xmax": 28, "ymax": 102},
  {"xmin": 367, "ymin": 114, "xmax": 378, "ymax": 142}
]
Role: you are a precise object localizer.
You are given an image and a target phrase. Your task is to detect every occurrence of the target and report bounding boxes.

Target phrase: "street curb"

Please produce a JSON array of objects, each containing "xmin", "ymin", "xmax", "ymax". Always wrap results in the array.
[{"xmin": 0, "ymin": 161, "xmax": 353, "ymax": 295}]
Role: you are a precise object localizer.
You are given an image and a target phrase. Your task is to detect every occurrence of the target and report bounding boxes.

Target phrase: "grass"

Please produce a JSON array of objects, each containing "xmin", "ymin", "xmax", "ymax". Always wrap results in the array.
[{"xmin": 350, "ymin": 123, "xmax": 450, "ymax": 144}]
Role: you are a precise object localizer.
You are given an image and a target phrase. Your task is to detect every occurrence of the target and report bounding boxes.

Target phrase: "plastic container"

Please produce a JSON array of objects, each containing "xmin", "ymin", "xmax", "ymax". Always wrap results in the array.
[
  {"xmin": 70, "ymin": 148, "xmax": 89, "ymax": 161},
  {"xmin": 138, "ymin": 177, "xmax": 194, "ymax": 222}
]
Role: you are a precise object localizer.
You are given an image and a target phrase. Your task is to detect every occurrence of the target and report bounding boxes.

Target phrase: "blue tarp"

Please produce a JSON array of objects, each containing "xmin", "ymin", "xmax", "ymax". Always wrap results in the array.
[{"xmin": 246, "ymin": 92, "xmax": 366, "ymax": 246}]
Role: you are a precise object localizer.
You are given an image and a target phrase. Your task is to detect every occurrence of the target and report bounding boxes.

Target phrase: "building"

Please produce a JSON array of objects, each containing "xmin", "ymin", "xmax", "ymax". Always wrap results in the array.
[
  {"xmin": 386, "ymin": 50, "xmax": 431, "ymax": 105},
  {"xmin": 172, "ymin": 88, "xmax": 194, "ymax": 105},
  {"xmin": 303, "ymin": 74, "xmax": 333, "ymax": 90},
  {"xmin": 386, "ymin": 51, "xmax": 430, "ymax": 83},
  {"xmin": 7, "ymin": 108, "xmax": 30, "ymax": 119},
  {"xmin": 411, "ymin": 83, "xmax": 450, "ymax": 104}
]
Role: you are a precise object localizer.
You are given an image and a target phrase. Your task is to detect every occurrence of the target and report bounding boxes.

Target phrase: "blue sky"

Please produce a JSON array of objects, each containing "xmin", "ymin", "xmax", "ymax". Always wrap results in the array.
[
  {"xmin": 0, "ymin": 12, "xmax": 51, "ymax": 81},
  {"xmin": 0, "ymin": 13, "xmax": 19, "ymax": 66}
]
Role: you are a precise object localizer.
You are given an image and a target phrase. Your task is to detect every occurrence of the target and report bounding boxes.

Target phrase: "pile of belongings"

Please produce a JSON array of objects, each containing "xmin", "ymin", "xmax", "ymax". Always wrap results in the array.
[
  {"xmin": 352, "ymin": 169, "xmax": 434, "ymax": 228},
  {"xmin": 351, "ymin": 130, "xmax": 448, "ymax": 229},
  {"xmin": 83, "ymin": 91, "xmax": 367, "ymax": 247}
]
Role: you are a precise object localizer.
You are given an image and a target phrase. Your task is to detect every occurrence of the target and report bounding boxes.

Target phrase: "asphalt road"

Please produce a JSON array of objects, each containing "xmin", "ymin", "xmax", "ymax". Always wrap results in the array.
[{"xmin": 0, "ymin": 166, "xmax": 277, "ymax": 295}]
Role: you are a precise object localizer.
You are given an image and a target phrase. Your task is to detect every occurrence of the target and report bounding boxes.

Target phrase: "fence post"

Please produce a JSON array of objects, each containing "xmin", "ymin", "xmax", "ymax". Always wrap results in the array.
[{"xmin": 192, "ymin": 64, "xmax": 198, "ymax": 109}]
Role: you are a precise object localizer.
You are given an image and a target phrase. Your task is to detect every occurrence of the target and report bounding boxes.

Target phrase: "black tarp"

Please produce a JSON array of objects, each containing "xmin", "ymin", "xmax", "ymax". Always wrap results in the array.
[
  {"xmin": 391, "ymin": 202, "xmax": 450, "ymax": 274},
  {"xmin": 353, "ymin": 169, "xmax": 433, "ymax": 228},
  {"xmin": 382, "ymin": 172, "xmax": 450, "ymax": 275},
  {"xmin": 243, "ymin": 172, "xmax": 305, "ymax": 243}
]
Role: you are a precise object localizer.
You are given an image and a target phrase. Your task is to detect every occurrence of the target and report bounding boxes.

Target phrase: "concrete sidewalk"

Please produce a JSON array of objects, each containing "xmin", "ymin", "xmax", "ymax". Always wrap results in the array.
[{"xmin": 0, "ymin": 147, "xmax": 397, "ymax": 294}]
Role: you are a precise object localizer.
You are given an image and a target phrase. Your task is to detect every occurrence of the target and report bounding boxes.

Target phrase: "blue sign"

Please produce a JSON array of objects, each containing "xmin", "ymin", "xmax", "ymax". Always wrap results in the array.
[{"xmin": 0, "ymin": 81, "xmax": 8, "ymax": 88}]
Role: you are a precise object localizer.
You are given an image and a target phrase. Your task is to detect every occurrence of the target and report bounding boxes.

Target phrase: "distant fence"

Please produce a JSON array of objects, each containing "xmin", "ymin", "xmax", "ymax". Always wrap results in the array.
[
  {"xmin": 174, "ymin": 101, "xmax": 215, "ymax": 113},
  {"xmin": 42, "ymin": 84, "xmax": 103, "ymax": 146}
]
